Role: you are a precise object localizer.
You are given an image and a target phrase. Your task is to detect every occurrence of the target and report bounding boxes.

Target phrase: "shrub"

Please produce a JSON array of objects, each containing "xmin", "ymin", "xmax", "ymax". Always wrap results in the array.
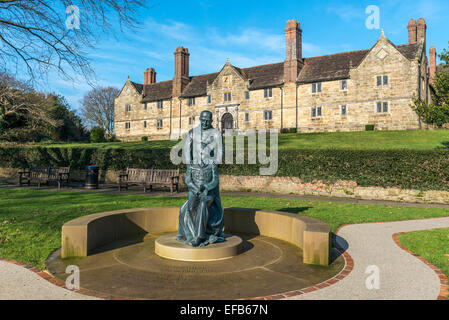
[
  {"xmin": 365, "ymin": 124, "xmax": 375, "ymax": 131},
  {"xmin": 141, "ymin": 136, "xmax": 148, "ymax": 142},
  {"xmin": 280, "ymin": 128, "xmax": 290, "ymax": 134},
  {"xmin": 289, "ymin": 128, "xmax": 297, "ymax": 133},
  {"xmin": 90, "ymin": 127, "xmax": 106, "ymax": 143},
  {"xmin": 0, "ymin": 146, "xmax": 448, "ymax": 191}
]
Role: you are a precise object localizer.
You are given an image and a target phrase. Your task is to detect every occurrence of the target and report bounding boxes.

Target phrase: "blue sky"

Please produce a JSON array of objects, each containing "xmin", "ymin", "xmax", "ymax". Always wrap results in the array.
[{"xmin": 48, "ymin": 0, "xmax": 449, "ymax": 111}]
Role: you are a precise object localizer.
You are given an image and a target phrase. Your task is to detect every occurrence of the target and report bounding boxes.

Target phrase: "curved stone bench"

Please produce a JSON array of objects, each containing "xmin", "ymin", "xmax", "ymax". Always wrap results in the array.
[{"xmin": 61, "ymin": 207, "xmax": 331, "ymax": 265}]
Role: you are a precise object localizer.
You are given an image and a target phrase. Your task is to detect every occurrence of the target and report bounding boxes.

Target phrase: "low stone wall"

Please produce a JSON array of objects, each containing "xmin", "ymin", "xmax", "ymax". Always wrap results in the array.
[
  {"xmin": 61, "ymin": 207, "xmax": 331, "ymax": 265},
  {"xmin": 1, "ymin": 167, "xmax": 449, "ymax": 204}
]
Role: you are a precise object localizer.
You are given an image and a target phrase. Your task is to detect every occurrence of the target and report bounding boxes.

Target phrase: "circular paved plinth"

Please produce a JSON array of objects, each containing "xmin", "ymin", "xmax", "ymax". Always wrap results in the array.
[
  {"xmin": 46, "ymin": 233, "xmax": 344, "ymax": 300},
  {"xmin": 155, "ymin": 234, "xmax": 242, "ymax": 261}
]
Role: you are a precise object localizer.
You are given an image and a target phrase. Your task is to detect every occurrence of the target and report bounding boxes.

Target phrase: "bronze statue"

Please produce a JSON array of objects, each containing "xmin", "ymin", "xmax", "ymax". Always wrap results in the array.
[{"xmin": 176, "ymin": 110, "xmax": 224, "ymax": 247}]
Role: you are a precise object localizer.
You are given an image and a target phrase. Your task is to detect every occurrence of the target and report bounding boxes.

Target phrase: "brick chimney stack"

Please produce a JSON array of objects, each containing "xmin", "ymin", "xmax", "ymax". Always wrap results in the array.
[
  {"xmin": 407, "ymin": 19, "xmax": 417, "ymax": 44},
  {"xmin": 429, "ymin": 46, "xmax": 437, "ymax": 83},
  {"xmin": 144, "ymin": 68, "xmax": 156, "ymax": 85},
  {"xmin": 284, "ymin": 19, "xmax": 302, "ymax": 83},
  {"xmin": 172, "ymin": 46, "xmax": 190, "ymax": 97},
  {"xmin": 417, "ymin": 18, "xmax": 427, "ymax": 52}
]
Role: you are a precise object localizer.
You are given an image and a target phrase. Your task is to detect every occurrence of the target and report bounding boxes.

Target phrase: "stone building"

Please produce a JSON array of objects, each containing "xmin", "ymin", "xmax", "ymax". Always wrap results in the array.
[{"xmin": 114, "ymin": 18, "xmax": 438, "ymax": 141}]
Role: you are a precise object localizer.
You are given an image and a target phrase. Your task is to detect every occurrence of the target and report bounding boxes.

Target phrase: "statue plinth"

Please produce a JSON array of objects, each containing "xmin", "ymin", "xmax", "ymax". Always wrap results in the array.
[{"xmin": 155, "ymin": 233, "xmax": 242, "ymax": 261}]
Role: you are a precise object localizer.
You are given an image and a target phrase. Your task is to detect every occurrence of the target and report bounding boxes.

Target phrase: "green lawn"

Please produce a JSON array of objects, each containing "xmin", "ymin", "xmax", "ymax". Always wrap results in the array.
[
  {"xmin": 398, "ymin": 228, "xmax": 449, "ymax": 299},
  {"xmin": 1, "ymin": 129, "xmax": 448, "ymax": 150},
  {"xmin": 1, "ymin": 188, "xmax": 449, "ymax": 269}
]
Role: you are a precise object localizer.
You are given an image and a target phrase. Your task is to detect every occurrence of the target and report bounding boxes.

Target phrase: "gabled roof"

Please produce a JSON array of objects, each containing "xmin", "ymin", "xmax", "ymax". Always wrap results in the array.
[
  {"xmin": 132, "ymin": 42, "xmax": 421, "ymax": 101},
  {"xmin": 130, "ymin": 81, "xmax": 143, "ymax": 94},
  {"xmin": 297, "ymin": 43, "xmax": 420, "ymax": 84}
]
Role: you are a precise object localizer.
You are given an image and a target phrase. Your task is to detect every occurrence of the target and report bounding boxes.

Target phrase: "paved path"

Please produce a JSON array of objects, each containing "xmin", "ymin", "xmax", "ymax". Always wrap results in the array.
[
  {"xmin": 0, "ymin": 261, "xmax": 98, "ymax": 300},
  {"xmin": 0, "ymin": 216, "xmax": 448, "ymax": 299},
  {"xmin": 285, "ymin": 217, "xmax": 449, "ymax": 300}
]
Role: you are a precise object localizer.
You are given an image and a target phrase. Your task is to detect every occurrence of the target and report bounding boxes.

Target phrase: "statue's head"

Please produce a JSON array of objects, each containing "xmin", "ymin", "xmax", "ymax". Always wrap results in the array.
[{"xmin": 199, "ymin": 110, "xmax": 213, "ymax": 130}]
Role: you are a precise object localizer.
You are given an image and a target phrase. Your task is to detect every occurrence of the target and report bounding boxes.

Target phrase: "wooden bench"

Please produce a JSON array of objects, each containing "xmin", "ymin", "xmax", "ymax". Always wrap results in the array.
[
  {"xmin": 18, "ymin": 166, "xmax": 70, "ymax": 189},
  {"xmin": 149, "ymin": 169, "xmax": 179, "ymax": 193},
  {"xmin": 118, "ymin": 168, "xmax": 152, "ymax": 192},
  {"xmin": 119, "ymin": 168, "xmax": 180, "ymax": 193}
]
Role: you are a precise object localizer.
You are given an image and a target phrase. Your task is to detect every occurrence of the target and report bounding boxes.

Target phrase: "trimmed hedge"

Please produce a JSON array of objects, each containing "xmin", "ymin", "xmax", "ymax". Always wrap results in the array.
[{"xmin": 0, "ymin": 146, "xmax": 448, "ymax": 191}]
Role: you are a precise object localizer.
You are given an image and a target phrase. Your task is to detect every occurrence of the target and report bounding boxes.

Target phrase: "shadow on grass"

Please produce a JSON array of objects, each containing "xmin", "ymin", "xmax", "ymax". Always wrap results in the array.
[
  {"xmin": 330, "ymin": 233, "xmax": 349, "ymax": 264},
  {"xmin": 278, "ymin": 207, "xmax": 312, "ymax": 214},
  {"xmin": 441, "ymin": 141, "xmax": 449, "ymax": 149}
]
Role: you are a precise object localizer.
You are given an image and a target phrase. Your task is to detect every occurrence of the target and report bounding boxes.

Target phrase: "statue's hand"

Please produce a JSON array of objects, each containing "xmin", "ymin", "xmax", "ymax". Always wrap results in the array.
[{"xmin": 200, "ymin": 187, "xmax": 208, "ymax": 198}]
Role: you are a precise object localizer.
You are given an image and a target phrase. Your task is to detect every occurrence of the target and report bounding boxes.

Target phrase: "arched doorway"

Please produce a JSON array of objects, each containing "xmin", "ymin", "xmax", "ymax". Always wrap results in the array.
[{"xmin": 221, "ymin": 112, "xmax": 233, "ymax": 134}]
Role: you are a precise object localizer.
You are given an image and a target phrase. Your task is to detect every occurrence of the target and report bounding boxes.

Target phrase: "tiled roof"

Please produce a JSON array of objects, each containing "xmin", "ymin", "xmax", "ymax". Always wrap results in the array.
[
  {"xmin": 436, "ymin": 63, "xmax": 448, "ymax": 73},
  {"xmin": 136, "ymin": 43, "xmax": 421, "ymax": 100},
  {"xmin": 243, "ymin": 62, "xmax": 285, "ymax": 89},
  {"xmin": 180, "ymin": 73, "xmax": 219, "ymax": 98},
  {"xmin": 297, "ymin": 43, "xmax": 420, "ymax": 84},
  {"xmin": 142, "ymin": 80, "xmax": 173, "ymax": 102},
  {"xmin": 130, "ymin": 81, "xmax": 143, "ymax": 94}
]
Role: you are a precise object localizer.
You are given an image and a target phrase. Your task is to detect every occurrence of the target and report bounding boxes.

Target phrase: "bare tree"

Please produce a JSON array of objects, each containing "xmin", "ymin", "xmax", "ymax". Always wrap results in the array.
[
  {"xmin": 80, "ymin": 86, "xmax": 118, "ymax": 136},
  {"xmin": 0, "ymin": 0, "xmax": 146, "ymax": 84},
  {"xmin": 0, "ymin": 71, "xmax": 61, "ymax": 128}
]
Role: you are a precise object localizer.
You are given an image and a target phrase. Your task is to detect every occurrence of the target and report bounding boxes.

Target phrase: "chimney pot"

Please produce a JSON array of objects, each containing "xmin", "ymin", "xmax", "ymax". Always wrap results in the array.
[{"xmin": 144, "ymin": 67, "xmax": 156, "ymax": 85}]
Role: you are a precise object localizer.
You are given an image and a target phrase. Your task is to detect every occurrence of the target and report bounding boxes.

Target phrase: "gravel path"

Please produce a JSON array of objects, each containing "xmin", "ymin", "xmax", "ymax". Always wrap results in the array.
[{"xmin": 285, "ymin": 217, "xmax": 449, "ymax": 300}]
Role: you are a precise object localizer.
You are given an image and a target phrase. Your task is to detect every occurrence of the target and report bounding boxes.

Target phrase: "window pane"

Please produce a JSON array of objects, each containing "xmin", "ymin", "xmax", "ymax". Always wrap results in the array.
[
  {"xmin": 312, "ymin": 84, "xmax": 316, "ymax": 93},
  {"xmin": 383, "ymin": 102, "xmax": 388, "ymax": 112},
  {"xmin": 229, "ymin": 93, "xmax": 231, "ymax": 101},
  {"xmin": 318, "ymin": 107, "xmax": 322, "ymax": 116},
  {"xmin": 341, "ymin": 105, "xmax": 346, "ymax": 115},
  {"xmin": 269, "ymin": 88, "xmax": 272, "ymax": 97},
  {"xmin": 383, "ymin": 76, "xmax": 388, "ymax": 85},
  {"xmin": 318, "ymin": 83, "xmax": 321, "ymax": 92},
  {"xmin": 377, "ymin": 102, "xmax": 382, "ymax": 113},
  {"xmin": 245, "ymin": 113, "xmax": 249, "ymax": 121},
  {"xmin": 341, "ymin": 80, "xmax": 347, "ymax": 90},
  {"xmin": 377, "ymin": 76, "xmax": 382, "ymax": 86},
  {"xmin": 312, "ymin": 107, "xmax": 316, "ymax": 117},
  {"xmin": 270, "ymin": 111, "xmax": 272, "ymax": 119}
]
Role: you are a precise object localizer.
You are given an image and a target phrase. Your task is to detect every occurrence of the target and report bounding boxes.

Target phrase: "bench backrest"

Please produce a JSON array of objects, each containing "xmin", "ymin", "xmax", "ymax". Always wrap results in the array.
[
  {"xmin": 151, "ymin": 169, "xmax": 179, "ymax": 183},
  {"xmin": 30, "ymin": 167, "xmax": 50, "ymax": 179},
  {"xmin": 126, "ymin": 168, "xmax": 152, "ymax": 183},
  {"xmin": 48, "ymin": 166, "xmax": 70, "ymax": 179}
]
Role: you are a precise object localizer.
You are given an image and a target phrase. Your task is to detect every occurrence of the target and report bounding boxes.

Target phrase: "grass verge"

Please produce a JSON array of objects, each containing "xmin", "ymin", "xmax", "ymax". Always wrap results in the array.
[
  {"xmin": 0, "ymin": 188, "xmax": 448, "ymax": 269},
  {"xmin": 398, "ymin": 228, "xmax": 449, "ymax": 299}
]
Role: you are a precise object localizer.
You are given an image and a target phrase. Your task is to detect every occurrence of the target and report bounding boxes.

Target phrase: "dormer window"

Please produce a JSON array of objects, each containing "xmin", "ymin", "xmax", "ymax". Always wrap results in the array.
[
  {"xmin": 264, "ymin": 88, "xmax": 272, "ymax": 98},
  {"xmin": 312, "ymin": 83, "xmax": 322, "ymax": 93}
]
